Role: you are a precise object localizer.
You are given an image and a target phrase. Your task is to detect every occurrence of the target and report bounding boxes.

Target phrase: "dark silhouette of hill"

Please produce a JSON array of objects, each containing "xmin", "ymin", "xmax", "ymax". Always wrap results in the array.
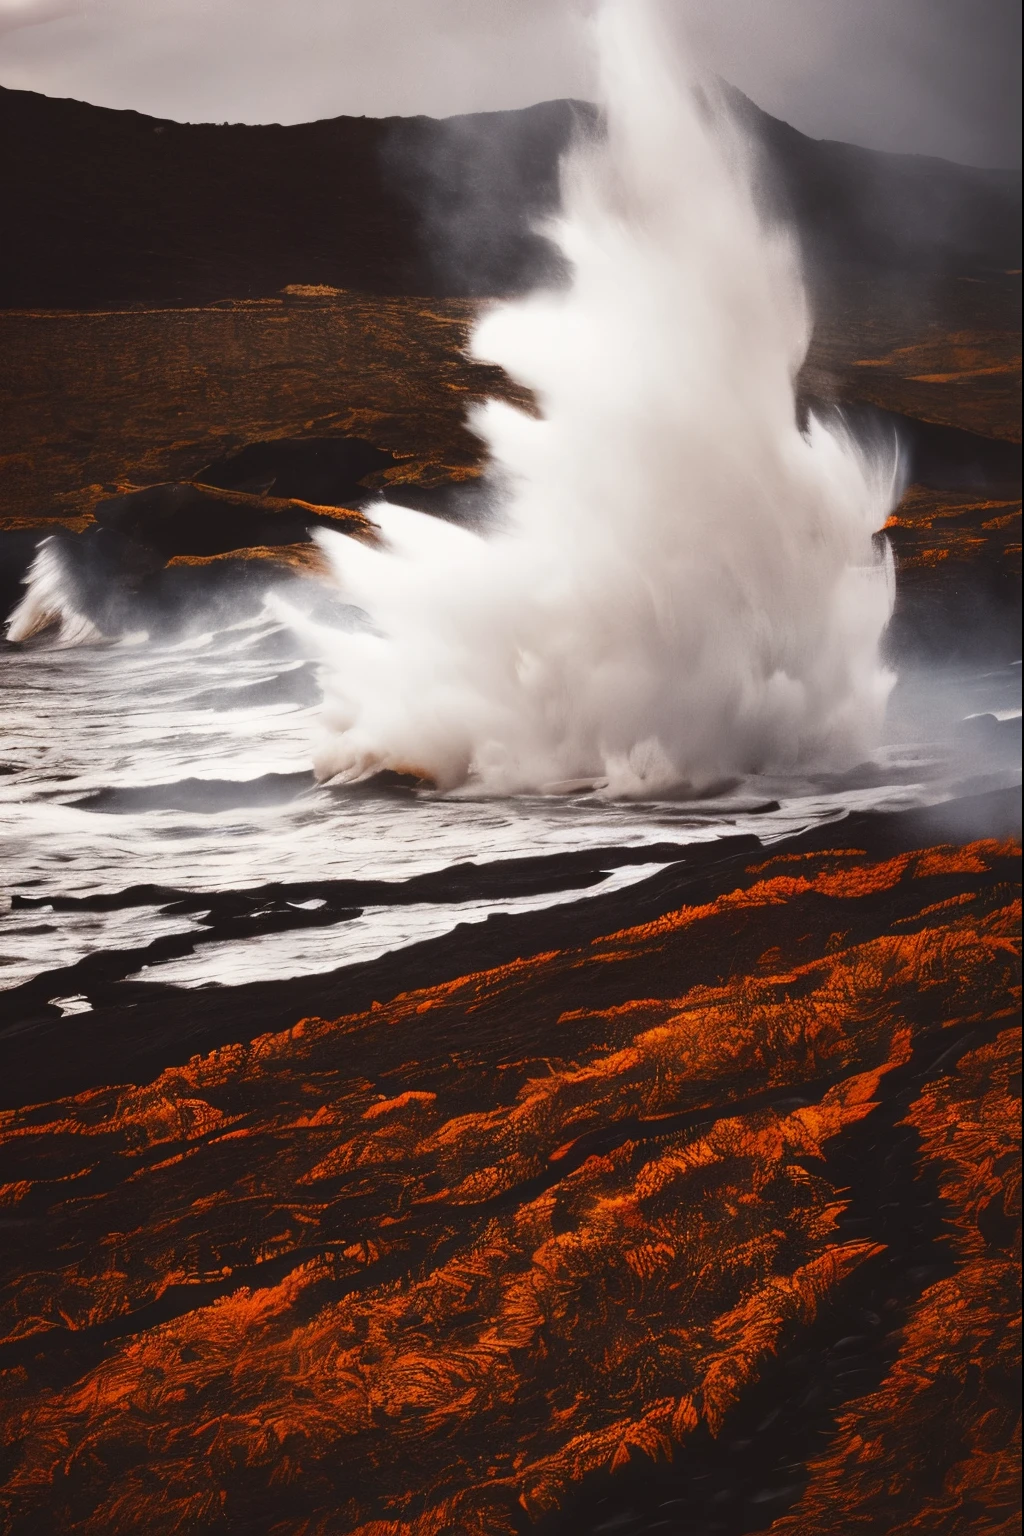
[
  {"xmin": 0, "ymin": 83, "xmax": 1019, "ymax": 307},
  {"xmin": 724, "ymin": 86, "xmax": 1020, "ymax": 280}
]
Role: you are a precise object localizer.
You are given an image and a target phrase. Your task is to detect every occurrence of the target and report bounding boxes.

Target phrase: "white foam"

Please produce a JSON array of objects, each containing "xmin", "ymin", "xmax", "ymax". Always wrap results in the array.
[{"xmin": 308, "ymin": 0, "xmax": 899, "ymax": 798}]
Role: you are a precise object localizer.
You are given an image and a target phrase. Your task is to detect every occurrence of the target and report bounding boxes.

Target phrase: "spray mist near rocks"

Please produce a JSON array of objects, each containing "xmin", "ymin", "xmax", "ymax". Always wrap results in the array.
[{"xmin": 306, "ymin": 0, "xmax": 900, "ymax": 797}]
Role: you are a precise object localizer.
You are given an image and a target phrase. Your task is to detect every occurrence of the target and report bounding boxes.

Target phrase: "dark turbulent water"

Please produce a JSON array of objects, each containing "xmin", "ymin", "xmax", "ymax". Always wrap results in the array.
[{"xmin": 1, "ymin": 601, "xmax": 1019, "ymax": 1013}]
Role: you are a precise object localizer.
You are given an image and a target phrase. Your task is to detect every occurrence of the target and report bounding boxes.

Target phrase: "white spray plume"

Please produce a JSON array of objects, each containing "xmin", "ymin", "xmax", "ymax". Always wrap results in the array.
[
  {"xmin": 309, "ymin": 0, "xmax": 899, "ymax": 797},
  {"xmin": 5, "ymin": 538, "xmax": 102, "ymax": 648}
]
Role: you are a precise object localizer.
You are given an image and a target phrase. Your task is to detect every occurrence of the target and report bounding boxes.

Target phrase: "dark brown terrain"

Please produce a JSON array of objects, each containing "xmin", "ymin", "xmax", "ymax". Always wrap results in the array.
[{"xmin": 0, "ymin": 84, "xmax": 1020, "ymax": 1536}]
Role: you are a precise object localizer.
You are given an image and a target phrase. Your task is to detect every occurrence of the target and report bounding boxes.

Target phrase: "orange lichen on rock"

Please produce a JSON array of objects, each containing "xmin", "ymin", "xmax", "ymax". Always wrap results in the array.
[
  {"xmin": 0, "ymin": 836, "xmax": 1019, "ymax": 1533},
  {"xmin": 884, "ymin": 486, "xmax": 1021, "ymax": 580},
  {"xmin": 166, "ymin": 541, "xmax": 332, "ymax": 573}
]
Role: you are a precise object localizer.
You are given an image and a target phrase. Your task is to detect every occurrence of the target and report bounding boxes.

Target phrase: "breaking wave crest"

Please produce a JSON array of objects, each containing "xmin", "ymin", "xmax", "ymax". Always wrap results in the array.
[{"xmin": 5, "ymin": 538, "xmax": 102, "ymax": 649}]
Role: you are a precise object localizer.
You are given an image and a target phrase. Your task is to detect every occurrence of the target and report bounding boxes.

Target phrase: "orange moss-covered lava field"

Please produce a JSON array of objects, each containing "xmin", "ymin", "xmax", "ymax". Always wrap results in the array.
[{"xmin": 0, "ymin": 797, "xmax": 1019, "ymax": 1534}]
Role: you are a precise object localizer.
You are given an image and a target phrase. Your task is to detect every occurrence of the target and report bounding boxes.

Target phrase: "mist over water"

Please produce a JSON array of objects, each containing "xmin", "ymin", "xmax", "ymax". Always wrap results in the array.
[{"xmin": 306, "ymin": 0, "xmax": 899, "ymax": 797}]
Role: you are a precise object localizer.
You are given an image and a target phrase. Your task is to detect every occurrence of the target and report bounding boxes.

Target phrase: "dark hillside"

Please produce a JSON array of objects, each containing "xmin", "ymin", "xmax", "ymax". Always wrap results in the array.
[{"xmin": 0, "ymin": 83, "xmax": 1019, "ymax": 307}]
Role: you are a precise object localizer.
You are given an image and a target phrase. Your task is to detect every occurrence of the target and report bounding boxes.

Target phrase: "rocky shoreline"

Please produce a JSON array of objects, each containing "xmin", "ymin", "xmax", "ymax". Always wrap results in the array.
[{"xmin": 0, "ymin": 786, "xmax": 1018, "ymax": 1533}]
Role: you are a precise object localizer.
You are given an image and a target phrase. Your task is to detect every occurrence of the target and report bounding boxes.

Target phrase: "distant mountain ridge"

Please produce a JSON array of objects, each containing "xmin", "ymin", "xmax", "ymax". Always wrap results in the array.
[{"xmin": 0, "ymin": 81, "xmax": 1020, "ymax": 307}]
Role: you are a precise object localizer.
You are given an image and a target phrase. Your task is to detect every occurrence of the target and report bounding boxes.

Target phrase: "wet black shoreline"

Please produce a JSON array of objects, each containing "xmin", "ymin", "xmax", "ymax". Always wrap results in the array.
[{"xmin": 2, "ymin": 783, "xmax": 1017, "ymax": 1109}]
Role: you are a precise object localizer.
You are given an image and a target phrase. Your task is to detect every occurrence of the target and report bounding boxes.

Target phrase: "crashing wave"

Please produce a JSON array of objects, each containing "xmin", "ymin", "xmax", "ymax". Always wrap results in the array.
[
  {"xmin": 5, "ymin": 538, "xmax": 103, "ymax": 648},
  {"xmin": 305, "ymin": 0, "xmax": 899, "ymax": 797}
]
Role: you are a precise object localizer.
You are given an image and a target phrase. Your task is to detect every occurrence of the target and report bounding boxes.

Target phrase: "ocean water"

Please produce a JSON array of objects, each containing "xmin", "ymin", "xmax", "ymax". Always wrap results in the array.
[{"xmin": 1, "ymin": 606, "xmax": 1018, "ymax": 1000}]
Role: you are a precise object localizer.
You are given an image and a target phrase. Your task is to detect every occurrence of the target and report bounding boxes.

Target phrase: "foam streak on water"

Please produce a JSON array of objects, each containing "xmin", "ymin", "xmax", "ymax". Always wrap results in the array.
[{"xmin": 308, "ymin": 0, "xmax": 899, "ymax": 797}]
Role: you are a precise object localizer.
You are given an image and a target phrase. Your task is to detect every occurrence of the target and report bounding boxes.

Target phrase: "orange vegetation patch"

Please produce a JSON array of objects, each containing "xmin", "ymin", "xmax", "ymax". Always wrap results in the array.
[
  {"xmin": 0, "ymin": 837, "xmax": 1018, "ymax": 1533},
  {"xmin": 767, "ymin": 1027, "xmax": 1021, "ymax": 1536},
  {"xmin": 0, "ymin": 295, "xmax": 519, "ymax": 526},
  {"xmin": 800, "ymin": 271, "xmax": 1021, "ymax": 441}
]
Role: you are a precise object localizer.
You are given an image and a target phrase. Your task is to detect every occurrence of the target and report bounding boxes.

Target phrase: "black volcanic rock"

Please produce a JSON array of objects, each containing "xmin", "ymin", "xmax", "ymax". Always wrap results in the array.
[
  {"xmin": 92, "ymin": 481, "xmax": 330, "ymax": 558},
  {"xmin": 194, "ymin": 435, "xmax": 395, "ymax": 504},
  {"xmin": 0, "ymin": 84, "xmax": 1019, "ymax": 309}
]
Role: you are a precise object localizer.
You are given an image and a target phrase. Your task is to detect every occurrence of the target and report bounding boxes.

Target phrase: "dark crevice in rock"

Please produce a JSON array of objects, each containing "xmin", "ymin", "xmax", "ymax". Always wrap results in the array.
[{"xmin": 193, "ymin": 435, "xmax": 396, "ymax": 506}]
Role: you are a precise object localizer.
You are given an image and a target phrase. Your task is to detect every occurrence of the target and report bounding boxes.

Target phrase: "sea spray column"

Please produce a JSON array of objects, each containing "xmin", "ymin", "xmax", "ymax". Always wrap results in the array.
[{"xmin": 310, "ymin": 0, "xmax": 900, "ymax": 795}]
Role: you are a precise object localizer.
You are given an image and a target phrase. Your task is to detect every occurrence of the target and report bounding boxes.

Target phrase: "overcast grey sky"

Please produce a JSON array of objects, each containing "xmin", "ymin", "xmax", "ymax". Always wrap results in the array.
[{"xmin": 1, "ymin": 0, "xmax": 1020, "ymax": 168}]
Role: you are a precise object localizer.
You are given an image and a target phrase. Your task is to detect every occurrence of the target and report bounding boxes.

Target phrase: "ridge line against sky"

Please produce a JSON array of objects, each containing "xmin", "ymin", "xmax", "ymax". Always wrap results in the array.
[{"xmin": 0, "ymin": 0, "xmax": 1021, "ymax": 169}]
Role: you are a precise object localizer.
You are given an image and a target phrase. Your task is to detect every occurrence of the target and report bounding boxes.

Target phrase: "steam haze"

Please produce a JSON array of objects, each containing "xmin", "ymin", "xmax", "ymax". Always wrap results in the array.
[{"xmin": 0, "ymin": 0, "xmax": 1020, "ymax": 168}]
